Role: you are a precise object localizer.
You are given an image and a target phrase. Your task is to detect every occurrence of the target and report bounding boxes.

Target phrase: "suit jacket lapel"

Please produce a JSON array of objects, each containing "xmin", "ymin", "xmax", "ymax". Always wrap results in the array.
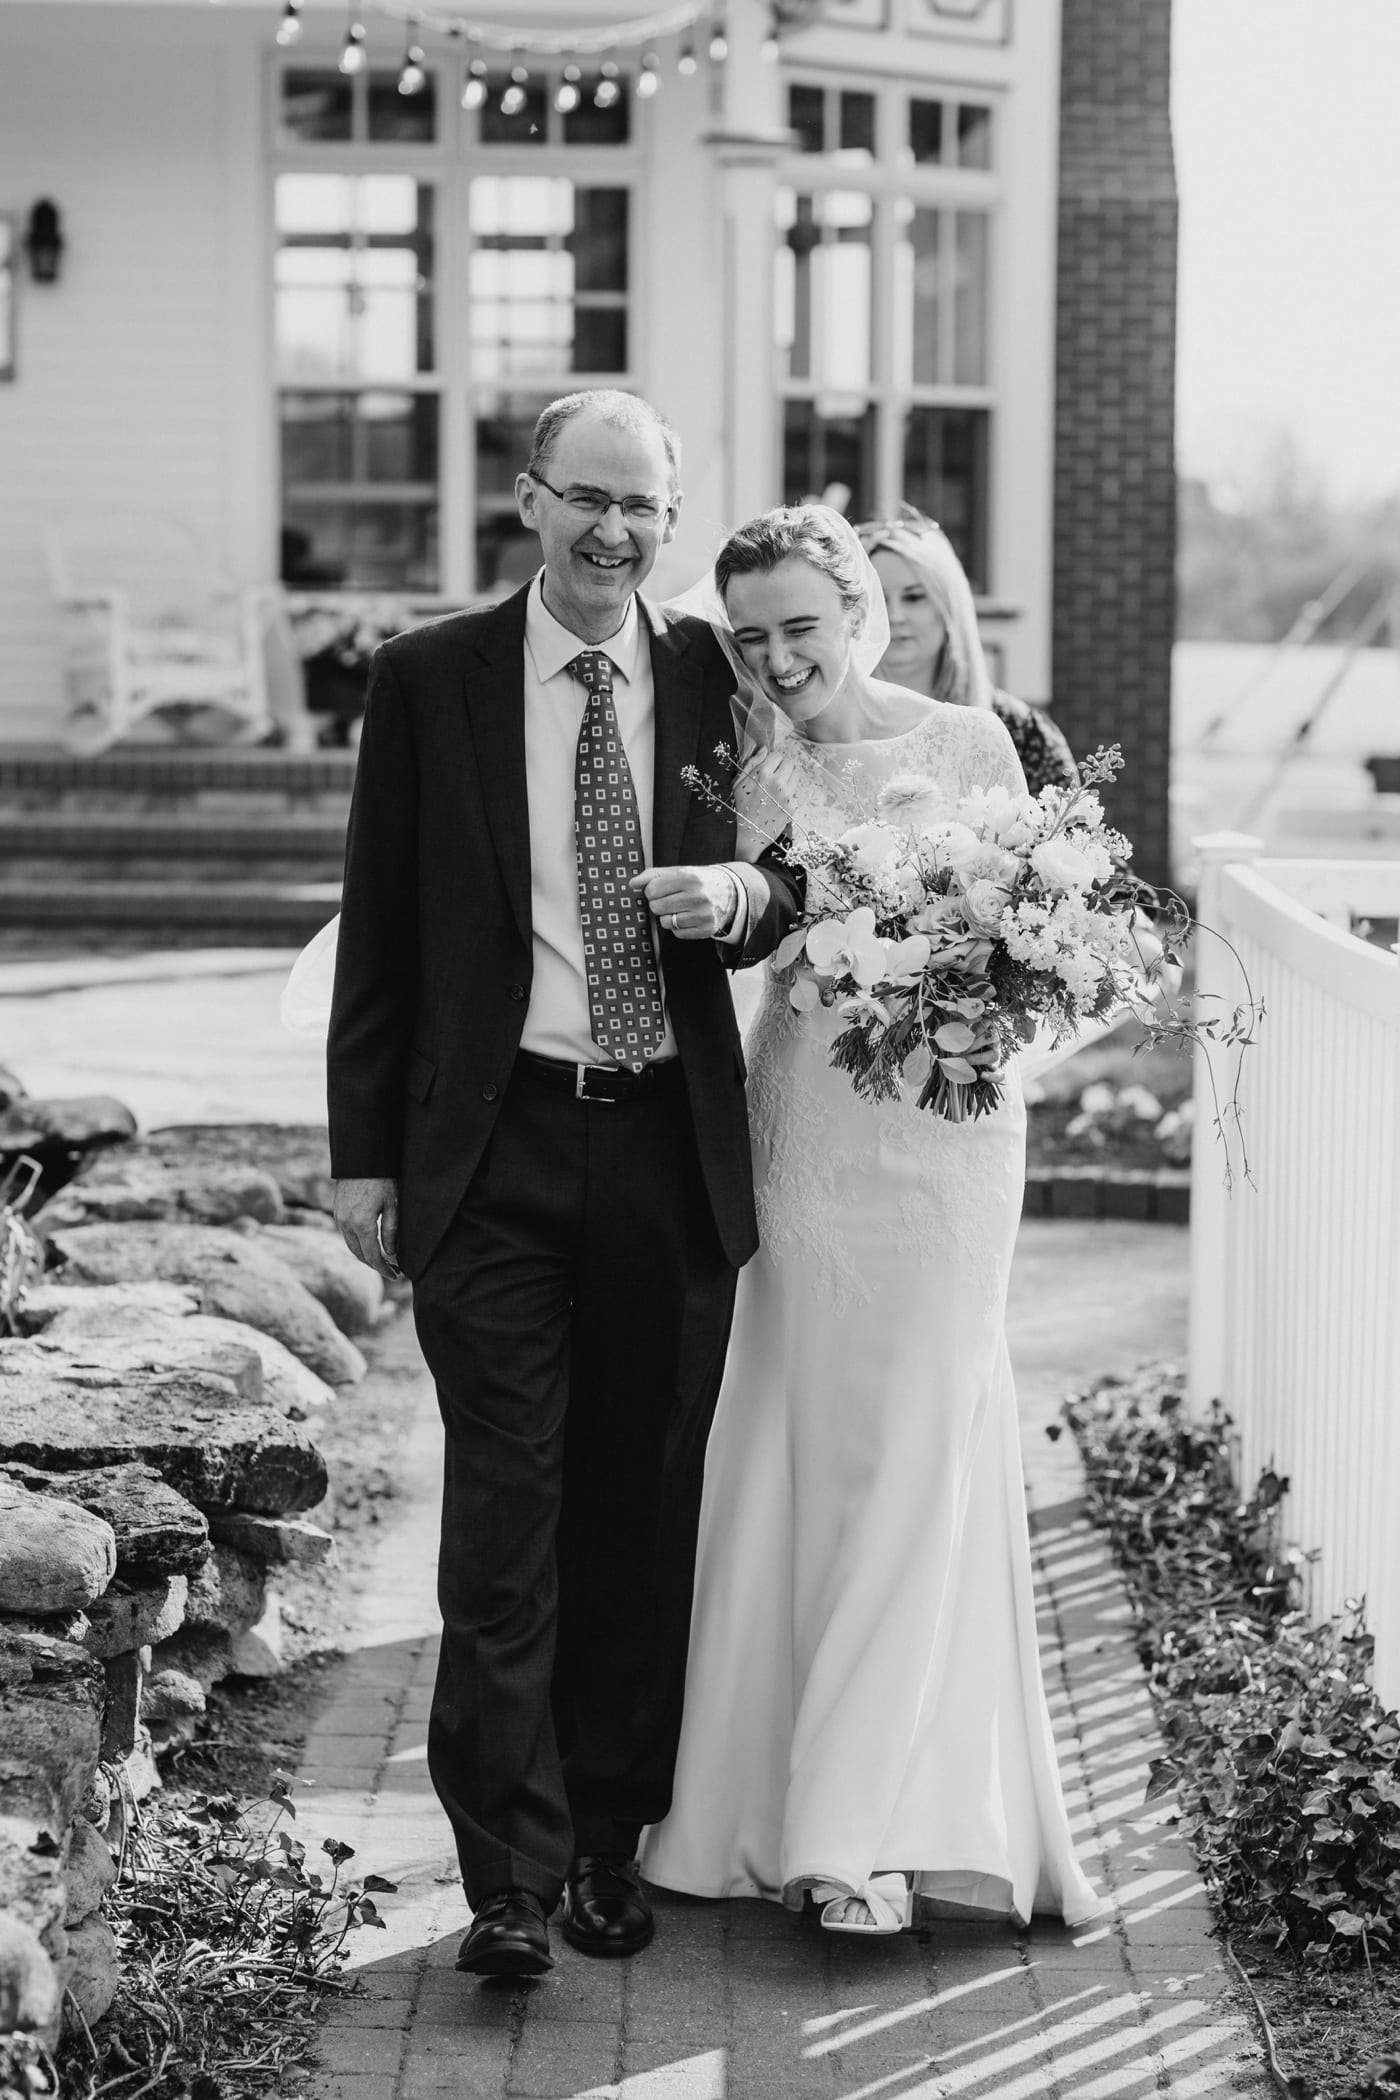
[
  {"xmin": 461, "ymin": 585, "xmax": 532, "ymax": 947},
  {"xmin": 648, "ymin": 602, "xmax": 705, "ymax": 870}
]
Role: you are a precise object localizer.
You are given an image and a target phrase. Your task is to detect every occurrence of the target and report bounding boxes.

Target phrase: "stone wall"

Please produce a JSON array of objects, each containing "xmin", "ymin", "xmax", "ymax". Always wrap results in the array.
[
  {"xmin": 1052, "ymin": 0, "xmax": 1178, "ymax": 888},
  {"xmin": 0, "ymin": 1099, "xmax": 353, "ymax": 2056}
]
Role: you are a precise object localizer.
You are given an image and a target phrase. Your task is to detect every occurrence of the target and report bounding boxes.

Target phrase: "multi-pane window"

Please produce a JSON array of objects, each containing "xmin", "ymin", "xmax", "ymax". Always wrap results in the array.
[
  {"xmin": 779, "ymin": 78, "xmax": 996, "ymax": 591},
  {"xmin": 279, "ymin": 68, "xmax": 438, "ymax": 147},
  {"xmin": 476, "ymin": 72, "xmax": 631, "ymax": 147},
  {"xmin": 907, "ymin": 96, "xmax": 993, "ymax": 170},
  {"xmin": 273, "ymin": 56, "xmax": 637, "ymax": 595},
  {"xmin": 468, "ymin": 178, "xmax": 629, "ymax": 382},
  {"xmin": 275, "ymin": 174, "xmax": 439, "ymax": 588}
]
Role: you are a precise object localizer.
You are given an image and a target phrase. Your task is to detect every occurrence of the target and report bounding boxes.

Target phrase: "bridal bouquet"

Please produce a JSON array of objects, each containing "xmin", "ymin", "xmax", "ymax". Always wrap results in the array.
[{"xmin": 768, "ymin": 746, "xmax": 1178, "ymax": 1123}]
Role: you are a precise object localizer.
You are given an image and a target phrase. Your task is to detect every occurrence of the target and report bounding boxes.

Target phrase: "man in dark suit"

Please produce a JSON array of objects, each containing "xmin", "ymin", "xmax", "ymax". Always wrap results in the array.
[{"xmin": 329, "ymin": 390, "xmax": 799, "ymax": 1979}]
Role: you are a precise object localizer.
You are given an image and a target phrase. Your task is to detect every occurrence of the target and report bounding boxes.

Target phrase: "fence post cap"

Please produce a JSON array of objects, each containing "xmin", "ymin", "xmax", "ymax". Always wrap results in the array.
[{"xmin": 1192, "ymin": 830, "xmax": 1264, "ymax": 863}]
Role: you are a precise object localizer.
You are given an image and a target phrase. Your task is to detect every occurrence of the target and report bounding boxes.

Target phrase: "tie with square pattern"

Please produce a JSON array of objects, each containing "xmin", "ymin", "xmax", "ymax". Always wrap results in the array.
[{"xmin": 569, "ymin": 650, "xmax": 668, "ymax": 1070}]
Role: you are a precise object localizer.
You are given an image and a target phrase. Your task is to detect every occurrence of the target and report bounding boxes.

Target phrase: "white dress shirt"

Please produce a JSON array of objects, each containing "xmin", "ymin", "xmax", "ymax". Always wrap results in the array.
[{"xmin": 520, "ymin": 572, "xmax": 748, "ymax": 1068}]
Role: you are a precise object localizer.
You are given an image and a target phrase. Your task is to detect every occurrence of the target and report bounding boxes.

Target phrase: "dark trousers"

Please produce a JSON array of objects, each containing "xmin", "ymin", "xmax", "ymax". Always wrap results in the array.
[{"xmin": 412, "ymin": 1059, "xmax": 738, "ymax": 1912}]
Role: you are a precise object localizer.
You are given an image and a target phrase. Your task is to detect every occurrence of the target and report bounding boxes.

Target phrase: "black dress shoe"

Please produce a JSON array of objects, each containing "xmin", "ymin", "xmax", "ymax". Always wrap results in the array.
[
  {"xmin": 456, "ymin": 1889, "xmax": 554, "ymax": 1978},
  {"xmin": 561, "ymin": 1854, "xmax": 655, "ymax": 1958}
]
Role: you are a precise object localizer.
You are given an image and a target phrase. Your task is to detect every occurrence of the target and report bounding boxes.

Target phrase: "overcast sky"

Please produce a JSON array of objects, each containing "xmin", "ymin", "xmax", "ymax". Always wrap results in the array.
[{"xmin": 1172, "ymin": 0, "xmax": 1400, "ymax": 503}]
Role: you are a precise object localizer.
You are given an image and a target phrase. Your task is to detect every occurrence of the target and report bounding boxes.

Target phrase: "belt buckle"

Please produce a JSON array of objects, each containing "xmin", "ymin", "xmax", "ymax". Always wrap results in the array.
[{"xmin": 576, "ymin": 1063, "xmax": 619, "ymax": 1103}]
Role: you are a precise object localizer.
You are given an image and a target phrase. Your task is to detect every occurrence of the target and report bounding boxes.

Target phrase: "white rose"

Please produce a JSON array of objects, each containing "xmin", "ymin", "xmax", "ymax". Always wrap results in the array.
[
  {"xmin": 962, "ymin": 878, "xmax": 1011, "ymax": 935},
  {"xmin": 926, "ymin": 821, "xmax": 984, "ymax": 875},
  {"xmin": 1031, "ymin": 836, "xmax": 1103, "ymax": 892},
  {"xmin": 839, "ymin": 822, "xmax": 904, "ymax": 876}
]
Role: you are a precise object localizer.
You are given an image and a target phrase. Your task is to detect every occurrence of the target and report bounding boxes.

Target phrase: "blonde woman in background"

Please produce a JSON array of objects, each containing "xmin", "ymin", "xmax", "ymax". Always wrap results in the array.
[{"xmin": 857, "ymin": 510, "xmax": 1079, "ymax": 799}]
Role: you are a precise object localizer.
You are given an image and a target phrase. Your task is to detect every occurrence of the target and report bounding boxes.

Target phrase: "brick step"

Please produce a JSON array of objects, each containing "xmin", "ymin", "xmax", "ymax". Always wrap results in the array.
[
  {"xmin": 0, "ymin": 878, "xmax": 340, "ymax": 939},
  {"xmin": 0, "ymin": 812, "xmax": 347, "ymax": 859},
  {"xmin": 0, "ymin": 856, "xmax": 344, "ymax": 885},
  {"xmin": 0, "ymin": 745, "xmax": 356, "ymax": 815}
]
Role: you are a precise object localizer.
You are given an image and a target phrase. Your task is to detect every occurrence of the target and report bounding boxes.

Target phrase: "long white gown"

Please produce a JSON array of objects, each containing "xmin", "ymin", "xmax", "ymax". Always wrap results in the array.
[{"xmin": 640, "ymin": 702, "xmax": 1101, "ymax": 1927}]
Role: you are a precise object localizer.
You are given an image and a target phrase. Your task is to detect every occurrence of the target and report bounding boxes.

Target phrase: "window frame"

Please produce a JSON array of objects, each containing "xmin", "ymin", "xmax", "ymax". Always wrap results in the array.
[
  {"xmin": 268, "ymin": 51, "xmax": 646, "ymax": 598},
  {"xmin": 777, "ymin": 68, "xmax": 1001, "ymax": 587}
]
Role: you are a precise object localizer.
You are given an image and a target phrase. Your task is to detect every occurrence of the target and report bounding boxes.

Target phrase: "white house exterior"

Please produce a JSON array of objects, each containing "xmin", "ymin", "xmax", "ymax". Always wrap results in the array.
[{"xmin": 0, "ymin": 0, "xmax": 1063, "ymax": 740}]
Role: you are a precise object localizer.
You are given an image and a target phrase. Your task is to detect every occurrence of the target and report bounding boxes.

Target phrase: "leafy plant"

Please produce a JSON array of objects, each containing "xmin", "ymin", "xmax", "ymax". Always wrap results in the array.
[
  {"xmin": 1066, "ymin": 1368, "xmax": 1400, "ymax": 1967},
  {"xmin": 45, "ymin": 1776, "xmax": 396, "ymax": 2100}
]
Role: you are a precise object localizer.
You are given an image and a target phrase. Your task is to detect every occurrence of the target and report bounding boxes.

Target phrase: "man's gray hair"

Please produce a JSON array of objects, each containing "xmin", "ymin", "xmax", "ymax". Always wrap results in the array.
[{"xmin": 526, "ymin": 389, "xmax": 682, "ymax": 492}]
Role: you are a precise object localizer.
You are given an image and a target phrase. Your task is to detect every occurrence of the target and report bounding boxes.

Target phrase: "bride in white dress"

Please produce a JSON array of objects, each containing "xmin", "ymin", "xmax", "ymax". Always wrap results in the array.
[{"xmin": 640, "ymin": 507, "xmax": 1101, "ymax": 1935}]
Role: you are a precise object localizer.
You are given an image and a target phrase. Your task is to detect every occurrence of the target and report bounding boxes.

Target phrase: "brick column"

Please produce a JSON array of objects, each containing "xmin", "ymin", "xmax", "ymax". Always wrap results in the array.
[{"xmin": 1051, "ymin": 0, "xmax": 1178, "ymax": 887}]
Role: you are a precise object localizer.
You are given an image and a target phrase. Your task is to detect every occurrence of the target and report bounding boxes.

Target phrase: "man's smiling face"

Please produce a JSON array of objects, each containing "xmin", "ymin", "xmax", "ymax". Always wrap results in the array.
[{"xmin": 516, "ymin": 409, "xmax": 679, "ymax": 643}]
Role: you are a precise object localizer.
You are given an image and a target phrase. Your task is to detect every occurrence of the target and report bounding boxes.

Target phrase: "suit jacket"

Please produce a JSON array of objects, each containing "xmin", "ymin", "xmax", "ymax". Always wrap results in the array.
[{"xmin": 326, "ymin": 579, "xmax": 801, "ymax": 1278}]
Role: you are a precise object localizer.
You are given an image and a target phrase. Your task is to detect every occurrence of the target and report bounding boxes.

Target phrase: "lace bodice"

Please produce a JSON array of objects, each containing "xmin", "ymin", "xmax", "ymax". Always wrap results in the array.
[
  {"xmin": 743, "ymin": 701, "xmax": 1028, "ymax": 1316},
  {"xmin": 776, "ymin": 700, "xmax": 1028, "ymax": 836}
]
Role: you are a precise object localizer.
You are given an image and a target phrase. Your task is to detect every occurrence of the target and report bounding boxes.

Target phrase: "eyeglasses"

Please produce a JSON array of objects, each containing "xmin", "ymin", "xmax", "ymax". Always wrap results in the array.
[{"xmin": 530, "ymin": 472, "xmax": 672, "ymax": 525}]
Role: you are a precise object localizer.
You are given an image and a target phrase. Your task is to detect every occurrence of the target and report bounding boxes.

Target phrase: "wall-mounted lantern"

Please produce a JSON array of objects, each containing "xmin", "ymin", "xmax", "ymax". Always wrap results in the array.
[{"xmin": 24, "ymin": 200, "xmax": 63, "ymax": 285}]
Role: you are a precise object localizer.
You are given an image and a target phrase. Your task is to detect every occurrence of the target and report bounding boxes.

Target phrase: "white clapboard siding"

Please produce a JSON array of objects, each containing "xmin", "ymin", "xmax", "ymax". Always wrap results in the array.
[
  {"xmin": 0, "ymin": 7, "xmax": 256, "ymax": 739},
  {"xmin": 1189, "ymin": 836, "xmax": 1400, "ymax": 1703}
]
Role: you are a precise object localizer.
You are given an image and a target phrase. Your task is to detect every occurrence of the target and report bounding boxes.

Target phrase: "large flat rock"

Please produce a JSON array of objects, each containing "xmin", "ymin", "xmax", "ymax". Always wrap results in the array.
[
  {"xmin": 0, "ymin": 1380, "xmax": 327, "ymax": 1516},
  {"xmin": 146, "ymin": 1123, "xmax": 334, "ymax": 1214},
  {"xmin": 0, "ymin": 1330, "xmax": 265, "ymax": 1405},
  {"xmin": 45, "ymin": 1223, "xmax": 365, "ymax": 1386},
  {"xmin": 38, "ymin": 1304, "xmax": 333, "ymax": 1417},
  {"xmin": 0, "ymin": 1461, "xmax": 210, "ymax": 1579},
  {"xmin": 33, "ymin": 1151, "xmax": 285, "ymax": 1232},
  {"xmin": 21, "ymin": 1281, "xmax": 200, "ymax": 1329},
  {"xmin": 256, "ymin": 1222, "xmax": 383, "ymax": 1336}
]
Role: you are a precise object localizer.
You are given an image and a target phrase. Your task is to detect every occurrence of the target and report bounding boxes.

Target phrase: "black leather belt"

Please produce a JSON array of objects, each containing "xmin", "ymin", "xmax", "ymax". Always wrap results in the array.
[{"xmin": 514, "ymin": 1049, "xmax": 683, "ymax": 1104}]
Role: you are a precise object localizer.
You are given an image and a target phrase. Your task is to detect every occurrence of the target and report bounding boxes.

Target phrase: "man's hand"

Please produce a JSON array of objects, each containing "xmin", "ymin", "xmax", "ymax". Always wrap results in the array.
[
  {"xmin": 630, "ymin": 865, "xmax": 740, "ymax": 941},
  {"xmin": 334, "ymin": 1176, "xmax": 404, "ymax": 1281}
]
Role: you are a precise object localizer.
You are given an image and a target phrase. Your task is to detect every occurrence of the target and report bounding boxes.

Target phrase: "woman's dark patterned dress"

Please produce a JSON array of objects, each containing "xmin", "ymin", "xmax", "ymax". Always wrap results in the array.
[{"xmin": 991, "ymin": 691, "xmax": 1079, "ymax": 797}]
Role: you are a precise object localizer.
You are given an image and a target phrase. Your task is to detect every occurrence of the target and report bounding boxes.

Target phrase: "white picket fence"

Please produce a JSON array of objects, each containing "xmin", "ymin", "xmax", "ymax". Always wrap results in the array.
[{"xmin": 1189, "ymin": 835, "xmax": 1400, "ymax": 1702}]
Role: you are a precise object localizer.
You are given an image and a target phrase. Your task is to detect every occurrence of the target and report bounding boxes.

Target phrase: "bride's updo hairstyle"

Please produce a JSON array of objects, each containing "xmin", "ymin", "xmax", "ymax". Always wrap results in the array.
[
  {"xmin": 714, "ymin": 505, "xmax": 868, "ymax": 627},
  {"xmin": 857, "ymin": 506, "xmax": 993, "ymax": 710}
]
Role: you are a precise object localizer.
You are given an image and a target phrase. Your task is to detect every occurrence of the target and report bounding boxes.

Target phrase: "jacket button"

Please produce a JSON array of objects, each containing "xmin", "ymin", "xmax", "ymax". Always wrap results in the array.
[
  {"xmin": 482, "ymin": 1083, "xmax": 499, "ymax": 1102},
  {"xmin": 508, "ymin": 982, "xmax": 526, "ymax": 1001}
]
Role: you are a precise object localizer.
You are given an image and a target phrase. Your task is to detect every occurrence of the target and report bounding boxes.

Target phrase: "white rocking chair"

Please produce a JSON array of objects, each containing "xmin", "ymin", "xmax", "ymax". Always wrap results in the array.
[{"xmin": 44, "ymin": 513, "xmax": 278, "ymax": 754}]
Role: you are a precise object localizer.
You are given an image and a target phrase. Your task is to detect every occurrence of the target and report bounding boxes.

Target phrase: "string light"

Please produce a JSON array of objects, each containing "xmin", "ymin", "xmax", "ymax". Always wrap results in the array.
[
  {"xmin": 594, "ymin": 58, "xmax": 621, "ymax": 108},
  {"xmin": 500, "ymin": 60, "xmax": 529, "ymax": 116},
  {"xmin": 397, "ymin": 17, "xmax": 427, "ymax": 93},
  {"xmin": 461, "ymin": 56, "xmax": 487, "ymax": 107},
  {"xmin": 339, "ymin": 13, "xmax": 368, "ymax": 74},
  {"xmin": 636, "ymin": 51, "xmax": 660, "ymax": 96},
  {"xmin": 677, "ymin": 42, "xmax": 697, "ymax": 73},
  {"xmin": 759, "ymin": 27, "xmax": 780, "ymax": 59},
  {"xmin": 555, "ymin": 63, "xmax": 582, "ymax": 114},
  {"xmin": 708, "ymin": 21, "xmax": 728, "ymax": 61},
  {"xmin": 275, "ymin": 0, "xmax": 303, "ymax": 46}
]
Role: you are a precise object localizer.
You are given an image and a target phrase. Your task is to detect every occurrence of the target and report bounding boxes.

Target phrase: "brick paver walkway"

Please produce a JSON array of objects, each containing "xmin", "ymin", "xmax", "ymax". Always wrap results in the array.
[{"xmin": 296, "ymin": 1220, "xmax": 1269, "ymax": 2100}]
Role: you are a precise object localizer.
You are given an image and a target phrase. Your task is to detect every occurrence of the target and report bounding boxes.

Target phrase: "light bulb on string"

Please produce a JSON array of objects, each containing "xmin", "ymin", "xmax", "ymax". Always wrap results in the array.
[
  {"xmin": 397, "ymin": 23, "xmax": 427, "ymax": 96},
  {"xmin": 677, "ymin": 43, "xmax": 697, "ymax": 74},
  {"xmin": 555, "ymin": 64, "xmax": 582, "ymax": 114},
  {"xmin": 275, "ymin": 0, "xmax": 303, "ymax": 47},
  {"xmin": 339, "ymin": 15, "xmax": 368, "ymax": 75},
  {"xmin": 461, "ymin": 57, "xmax": 487, "ymax": 109},
  {"xmin": 636, "ymin": 52, "xmax": 660, "ymax": 98},
  {"xmin": 708, "ymin": 22, "xmax": 728, "ymax": 62},
  {"xmin": 500, "ymin": 64, "xmax": 529, "ymax": 118},
  {"xmin": 594, "ymin": 58, "xmax": 620, "ymax": 108},
  {"xmin": 759, "ymin": 29, "xmax": 780, "ymax": 60}
]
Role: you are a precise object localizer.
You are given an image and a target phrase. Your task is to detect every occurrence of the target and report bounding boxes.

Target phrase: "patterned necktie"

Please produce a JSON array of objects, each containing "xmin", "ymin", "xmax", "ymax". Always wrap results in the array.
[{"xmin": 569, "ymin": 650, "xmax": 668, "ymax": 1070}]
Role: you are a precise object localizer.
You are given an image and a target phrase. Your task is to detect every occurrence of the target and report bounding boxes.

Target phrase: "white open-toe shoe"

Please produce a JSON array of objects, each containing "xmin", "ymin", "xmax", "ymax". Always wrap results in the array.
[{"xmin": 813, "ymin": 1873, "xmax": 912, "ymax": 1937}]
